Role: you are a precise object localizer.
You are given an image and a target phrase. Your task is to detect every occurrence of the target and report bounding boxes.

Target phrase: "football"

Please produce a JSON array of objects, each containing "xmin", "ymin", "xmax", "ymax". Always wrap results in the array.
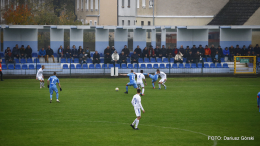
[{"xmin": 115, "ymin": 87, "xmax": 119, "ymax": 91}]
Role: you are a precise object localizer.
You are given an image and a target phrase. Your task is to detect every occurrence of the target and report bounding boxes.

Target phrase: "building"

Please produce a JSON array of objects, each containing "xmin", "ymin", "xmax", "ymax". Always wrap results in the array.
[{"xmin": 75, "ymin": 0, "xmax": 117, "ymax": 26}]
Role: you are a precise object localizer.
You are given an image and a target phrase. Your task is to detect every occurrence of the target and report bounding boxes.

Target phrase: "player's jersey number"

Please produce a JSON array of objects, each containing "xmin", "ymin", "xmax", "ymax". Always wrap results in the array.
[{"xmin": 134, "ymin": 98, "xmax": 137, "ymax": 104}]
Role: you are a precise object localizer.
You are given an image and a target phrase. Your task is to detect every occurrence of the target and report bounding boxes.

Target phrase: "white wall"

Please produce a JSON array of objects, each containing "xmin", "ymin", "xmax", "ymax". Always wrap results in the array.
[{"xmin": 118, "ymin": 0, "xmax": 136, "ymax": 16}]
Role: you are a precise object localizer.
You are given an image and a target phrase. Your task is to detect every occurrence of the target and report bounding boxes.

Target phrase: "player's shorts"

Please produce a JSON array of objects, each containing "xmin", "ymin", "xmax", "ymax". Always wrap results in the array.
[
  {"xmin": 127, "ymin": 82, "xmax": 138, "ymax": 88},
  {"xmin": 37, "ymin": 76, "xmax": 44, "ymax": 81},
  {"xmin": 159, "ymin": 78, "xmax": 167, "ymax": 83},
  {"xmin": 134, "ymin": 108, "xmax": 141, "ymax": 117},
  {"xmin": 49, "ymin": 86, "xmax": 58, "ymax": 95},
  {"xmin": 136, "ymin": 81, "xmax": 144, "ymax": 88}
]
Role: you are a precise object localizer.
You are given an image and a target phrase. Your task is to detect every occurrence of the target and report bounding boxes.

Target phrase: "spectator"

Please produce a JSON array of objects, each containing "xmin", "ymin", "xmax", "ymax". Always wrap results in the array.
[
  {"xmin": 154, "ymin": 46, "xmax": 160, "ymax": 57},
  {"xmin": 93, "ymin": 51, "xmax": 100, "ymax": 64},
  {"xmin": 179, "ymin": 45, "xmax": 185, "ymax": 55},
  {"xmin": 143, "ymin": 47, "xmax": 149, "ymax": 58},
  {"xmin": 184, "ymin": 46, "xmax": 190, "ymax": 57},
  {"xmin": 104, "ymin": 51, "xmax": 112, "ymax": 64},
  {"xmin": 71, "ymin": 45, "xmax": 78, "ymax": 58},
  {"xmin": 57, "ymin": 45, "xmax": 63, "ymax": 62},
  {"xmin": 79, "ymin": 52, "xmax": 85, "ymax": 64},
  {"xmin": 131, "ymin": 51, "xmax": 139, "ymax": 64},
  {"xmin": 204, "ymin": 45, "xmax": 211, "ymax": 58},
  {"xmin": 198, "ymin": 45, "xmax": 204, "ymax": 57},
  {"xmin": 254, "ymin": 44, "xmax": 260, "ymax": 57},
  {"xmin": 191, "ymin": 45, "xmax": 197, "ymax": 54},
  {"xmin": 246, "ymin": 51, "xmax": 251, "ymax": 56},
  {"xmin": 25, "ymin": 45, "xmax": 32, "ymax": 59},
  {"xmin": 241, "ymin": 45, "xmax": 248, "ymax": 56},
  {"xmin": 0, "ymin": 59, "xmax": 2, "ymax": 81},
  {"xmin": 4, "ymin": 47, "xmax": 11, "ymax": 58},
  {"xmin": 172, "ymin": 46, "xmax": 178, "ymax": 57},
  {"xmin": 229, "ymin": 45, "xmax": 235, "ymax": 61},
  {"xmin": 223, "ymin": 47, "xmax": 230, "ymax": 61},
  {"xmin": 167, "ymin": 46, "xmax": 173, "ymax": 58},
  {"xmin": 104, "ymin": 46, "xmax": 111, "ymax": 56},
  {"xmin": 213, "ymin": 51, "xmax": 221, "ymax": 63},
  {"xmin": 38, "ymin": 48, "xmax": 46, "ymax": 62},
  {"xmin": 148, "ymin": 45, "xmax": 154, "ymax": 58},
  {"xmin": 216, "ymin": 46, "xmax": 223, "ymax": 58},
  {"xmin": 210, "ymin": 44, "xmax": 216, "ymax": 59},
  {"xmin": 134, "ymin": 45, "xmax": 142, "ymax": 58},
  {"xmin": 186, "ymin": 51, "xmax": 194, "ymax": 63},
  {"xmin": 78, "ymin": 46, "xmax": 83, "ymax": 56},
  {"xmin": 46, "ymin": 46, "xmax": 55, "ymax": 63},
  {"xmin": 112, "ymin": 50, "xmax": 119, "ymax": 64},
  {"xmin": 119, "ymin": 51, "xmax": 127, "ymax": 66},
  {"xmin": 194, "ymin": 51, "xmax": 203, "ymax": 66},
  {"xmin": 235, "ymin": 45, "xmax": 241, "ymax": 56},
  {"xmin": 5, "ymin": 51, "xmax": 16, "ymax": 67},
  {"xmin": 158, "ymin": 46, "xmax": 163, "ymax": 59},
  {"xmin": 12, "ymin": 44, "xmax": 20, "ymax": 59},
  {"xmin": 64, "ymin": 46, "xmax": 71, "ymax": 58},
  {"xmin": 161, "ymin": 45, "xmax": 167, "ymax": 57},
  {"xmin": 20, "ymin": 45, "xmax": 26, "ymax": 59},
  {"xmin": 110, "ymin": 46, "xmax": 116, "ymax": 55},
  {"xmin": 174, "ymin": 52, "xmax": 183, "ymax": 63},
  {"xmin": 84, "ymin": 47, "xmax": 90, "ymax": 58},
  {"xmin": 248, "ymin": 44, "xmax": 254, "ymax": 54},
  {"xmin": 252, "ymin": 51, "xmax": 256, "ymax": 56},
  {"xmin": 122, "ymin": 45, "xmax": 130, "ymax": 57}
]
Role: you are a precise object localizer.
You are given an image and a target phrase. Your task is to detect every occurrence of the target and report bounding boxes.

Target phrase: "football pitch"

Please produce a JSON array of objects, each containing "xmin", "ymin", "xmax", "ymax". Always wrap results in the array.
[{"xmin": 0, "ymin": 77, "xmax": 259, "ymax": 146}]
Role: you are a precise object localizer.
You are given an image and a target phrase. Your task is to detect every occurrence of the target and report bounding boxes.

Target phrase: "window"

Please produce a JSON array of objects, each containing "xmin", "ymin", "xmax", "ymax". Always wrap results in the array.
[
  {"xmin": 141, "ymin": 21, "xmax": 144, "ymax": 26},
  {"xmin": 128, "ymin": 0, "xmax": 130, "ymax": 7},
  {"xmin": 149, "ymin": 0, "xmax": 153, "ymax": 8},
  {"xmin": 85, "ymin": 0, "xmax": 89, "ymax": 11},
  {"xmin": 94, "ymin": 21, "xmax": 97, "ymax": 25},
  {"xmin": 148, "ymin": 21, "xmax": 151, "ymax": 38},
  {"xmin": 134, "ymin": 20, "xmax": 135, "ymax": 25},
  {"xmin": 95, "ymin": 0, "xmax": 98, "ymax": 11},
  {"xmin": 122, "ymin": 0, "xmax": 124, "ymax": 8},
  {"xmin": 148, "ymin": 21, "xmax": 151, "ymax": 26},
  {"xmin": 81, "ymin": 0, "xmax": 83, "ymax": 10},
  {"xmin": 90, "ymin": 0, "xmax": 93, "ymax": 11},
  {"xmin": 137, "ymin": 0, "xmax": 139, "ymax": 8},
  {"xmin": 122, "ymin": 20, "xmax": 124, "ymax": 26},
  {"xmin": 77, "ymin": 0, "xmax": 79, "ymax": 10},
  {"xmin": 90, "ymin": 20, "xmax": 92, "ymax": 26},
  {"xmin": 128, "ymin": 20, "xmax": 130, "ymax": 26},
  {"xmin": 142, "ymin": 0, "xmax": 146, "ymax": 8}
]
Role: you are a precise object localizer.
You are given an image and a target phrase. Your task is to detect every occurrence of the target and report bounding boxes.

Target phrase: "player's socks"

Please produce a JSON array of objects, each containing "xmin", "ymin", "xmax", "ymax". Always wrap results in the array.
[
  {"xmin": 152, "ymin": 83, "xmax": 155, "ymax": 88},
  {"xmin": 142, "ymin": 88, "xmax": 144, "ymax": 94},
  {"xmin": 56, "ymin": 93, "xmax": 59, "ymax": 99},
  {"xmin": 135, "ymin": 120, "xmax": 139, "ymax": 128},
  {"xmin": 158, "ymin": 84, "xmax": 161, "ymax": 89},
  {"xmin": 132, "ymin": 118, "xmax": 137, "ymax": 125},
  {"xmin": 42, "ymin": 82, "xmax": 45, "ymax": 87},
  {"xmin": 126, "ymin": 86, "xmax": 128, "ymax": 92},
  {"xmin": 50, "ymin": 95, "xmax": 52, "ymax": 100}
]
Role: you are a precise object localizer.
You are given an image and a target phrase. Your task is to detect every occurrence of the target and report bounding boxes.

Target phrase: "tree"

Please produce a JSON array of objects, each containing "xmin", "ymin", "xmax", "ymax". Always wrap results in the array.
[{"xmin": 2, "ymin": 4, "xmax": 34, "ymax": 25}]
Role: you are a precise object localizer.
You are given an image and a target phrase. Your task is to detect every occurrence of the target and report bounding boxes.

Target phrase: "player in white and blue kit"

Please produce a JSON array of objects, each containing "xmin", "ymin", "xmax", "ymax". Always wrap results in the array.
[
  {"xmin": 146, "ymin": 72, "xmax": 159, "ymax": 89},
  {"xmin": 47, "ymin": 72, "xmax": 62, "ymax": 103},
  {"xmin": 120, "ymin": 70, "xmax": 137, "ymax": 94}
]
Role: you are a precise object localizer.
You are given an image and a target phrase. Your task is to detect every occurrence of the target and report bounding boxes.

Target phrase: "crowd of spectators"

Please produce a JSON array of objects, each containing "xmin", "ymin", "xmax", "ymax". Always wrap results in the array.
[{"xmin": 2, "ymin": 44, "xmax": 260, "ymax": 67}]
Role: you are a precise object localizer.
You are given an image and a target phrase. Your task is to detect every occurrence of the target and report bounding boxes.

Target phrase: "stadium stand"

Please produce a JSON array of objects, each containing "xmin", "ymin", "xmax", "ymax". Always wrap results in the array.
[{"xmin": 22, "ymin": 65, "xmax": 28, "ymax": 70}]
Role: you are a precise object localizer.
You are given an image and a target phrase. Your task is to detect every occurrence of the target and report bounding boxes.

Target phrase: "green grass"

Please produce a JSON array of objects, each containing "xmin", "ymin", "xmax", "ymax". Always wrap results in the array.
[{"xmin": 0, "ymin": 77, "xmax": 260, "ymax": 146}]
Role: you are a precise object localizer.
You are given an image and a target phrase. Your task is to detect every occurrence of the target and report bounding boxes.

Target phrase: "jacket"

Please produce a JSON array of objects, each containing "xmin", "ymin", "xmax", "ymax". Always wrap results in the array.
[
  {"xmin": 119, "ymin": 54, "xmax": 127, "ymax": 61},
  {"xmin": 122, "ymin": 48, "xmax": 130, "ymax": 56},
  {"xmin": 134, "ymin": 48, "xmax": 142, "ymax": 55},
  {"xmin": 93, "ymin": 53, "xmax": 100, "ymax": 60},
  {"xmin": 20, "ymin": 48, "xmax": 26, "ymax": 54},
  {"xmin": 174, "ymin": 52, "xmax": 183, "ymax": 61},
  {"xmin": 25, "ymin": 47, "xmax": 32, "ymax": 55},
  {"xmin": 58, "ymin": 48, "xmax": 63, "ymax": 54},
  {"xmin": 112, "ymin": 53, "xmax": 119, "ymax": 60},
  {"xmin": 71, "ymin": 49, "xmax": 78, "ymax": 55},
  {"xmin": 204, "ymin": 48, "xmax": 211, "ymax": 55},
  {"xmin": 12, "ymin": 47, "xmax": 20, "ymax": 55},
  {"xmin": 46, "ymin": 49, "xmax": 53, "ymax": 56},
  {"xmin": 223, "ymin": 49, "xmax": 230, "ymax": 56},
  {"xmin": 39, "ymin": 49, "xmax": 46, "ymax": 56},
  {"xmin": 131, "ymin": 54, "xmax": 139, "ymax": 61}
]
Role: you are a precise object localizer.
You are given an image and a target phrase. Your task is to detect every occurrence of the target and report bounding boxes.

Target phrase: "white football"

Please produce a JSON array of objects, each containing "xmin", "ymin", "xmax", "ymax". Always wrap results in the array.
[{"xmin": 115, "ymin": 87, "xmax": 119, "ymax": 91}]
